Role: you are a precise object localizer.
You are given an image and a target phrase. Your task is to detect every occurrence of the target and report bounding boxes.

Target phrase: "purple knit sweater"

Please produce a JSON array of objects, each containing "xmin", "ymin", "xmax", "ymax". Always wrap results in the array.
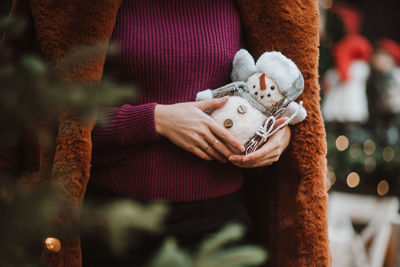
[{"xmin": 90, "ymin": 0, "xmax": 243, "ymax": 202}]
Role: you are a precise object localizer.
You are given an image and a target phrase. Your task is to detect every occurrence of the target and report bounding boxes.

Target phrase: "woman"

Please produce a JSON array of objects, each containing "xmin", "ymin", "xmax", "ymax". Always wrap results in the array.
[
  {"xmin": 82, "ymin": 2, "xmax": 291, "ymax": 265},
  {"xmin": 1, "ymin": 0, "xmax": 330, "ymax": 266}
]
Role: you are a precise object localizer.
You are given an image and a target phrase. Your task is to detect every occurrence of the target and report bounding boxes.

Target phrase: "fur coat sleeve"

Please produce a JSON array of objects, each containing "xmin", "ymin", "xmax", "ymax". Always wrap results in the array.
[
  {"xmin": 236, "ymin": 1, "xmax": 330, "ymax": 266},
  {"xmin": 1, "ymin": 0, "xmax": 330, "ymax": 266}
]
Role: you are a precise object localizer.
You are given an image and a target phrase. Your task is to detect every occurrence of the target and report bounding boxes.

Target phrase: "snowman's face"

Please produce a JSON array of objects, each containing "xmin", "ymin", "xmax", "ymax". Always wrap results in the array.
[{"xmin": 247, "ymin": 73, "xmax": 284, "ymax": 107}]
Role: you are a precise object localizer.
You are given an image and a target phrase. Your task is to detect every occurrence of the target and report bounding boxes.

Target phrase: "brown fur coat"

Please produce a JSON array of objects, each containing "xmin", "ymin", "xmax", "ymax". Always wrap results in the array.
[{"xmin": 1, "ymin": 0, "xmax": 330, "ymax": 266}]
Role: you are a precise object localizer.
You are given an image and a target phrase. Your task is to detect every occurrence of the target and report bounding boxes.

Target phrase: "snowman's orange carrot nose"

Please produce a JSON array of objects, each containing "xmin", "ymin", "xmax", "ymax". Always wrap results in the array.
[{"xmin": 260, "ymin": 73, "xmax": 267, "ymax": 90}]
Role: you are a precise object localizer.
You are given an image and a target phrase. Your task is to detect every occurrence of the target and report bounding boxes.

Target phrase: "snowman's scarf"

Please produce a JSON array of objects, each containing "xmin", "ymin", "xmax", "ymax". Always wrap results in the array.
[{"xmin": 245, "ymin": 100, "xmax": 304, "ymax": 155}]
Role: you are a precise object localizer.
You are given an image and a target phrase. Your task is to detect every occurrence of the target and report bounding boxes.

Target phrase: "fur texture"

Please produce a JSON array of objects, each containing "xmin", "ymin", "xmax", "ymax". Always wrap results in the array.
[
  {"xmin": 235, "ymin": 0, "xmax": 330, "ymax": 266},
  {"xmin": 283, "ymin": 101, "xmax": 308, "ymax": 125},
  {"xmin": 231, "ymin": 49, "xmax": 257, "ymax": 81},
  {"xmin": 233, "ymin": 49, "xmax": 304, "ymax": 100},
  {"xmin": 1, "ymin": 0, "xmax": 329, "ymax": 266},
  {"xmin": 195, "ymin": 89, "xmax": 214, "ymax": 101},
  {"xmin": 210, "ymin": 96, "xmax": 267, "ymax": 145}
]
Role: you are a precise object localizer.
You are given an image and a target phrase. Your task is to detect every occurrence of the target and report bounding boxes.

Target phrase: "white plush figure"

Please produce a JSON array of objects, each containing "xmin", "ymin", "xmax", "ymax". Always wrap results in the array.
[
  {"xmin": 322, "ymin": 61, "xmax": 370, "ymax": 123},
  {"xmin": 210, "ymin": 96, "xmax": 267, "ymax": 145},
  {"xmin": 196, "ymin": 49, "xmax": 307, "ymax": 154},
  {"xmin": 321, "ymin": 34, "xmax": 372, "ymax": 123}
]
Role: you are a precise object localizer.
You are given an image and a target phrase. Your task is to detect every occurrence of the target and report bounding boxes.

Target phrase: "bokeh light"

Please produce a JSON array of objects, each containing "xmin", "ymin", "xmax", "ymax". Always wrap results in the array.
[
  {"xmin": 363, "ymin": 139, "xmax": 376, "ymax": 155},
  {"xmin": 44, "ymin": 237, "xmax": 61, "ymax": 252},
  {"xmin": 377, "ymin": 180, "xmax": 389, "ymax": 196},
  {"xmin": 364, "ymin": 157, "xmax": 376, "ymax": 173},
  {"xmin": 347, "ymin": 172, "xmax": 360, "ymax": 188},
  {"xmin": 382, "ymin": 146, "xmax": 395, "ymax": 162},
  {"xmin": 349, "ymin": 143, "xmax": 362, "ymax": 158},
  {"xmin": 336, "ymin": 135, "xmax": 349, "ymax": 151}
]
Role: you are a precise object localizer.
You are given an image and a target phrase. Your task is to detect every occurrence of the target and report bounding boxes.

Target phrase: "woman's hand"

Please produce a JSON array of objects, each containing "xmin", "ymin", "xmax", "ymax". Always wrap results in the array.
[
  {"xmin": 228, "ymin": 118, "xmax": 291, "ymax": 168},
  {"xmin": 155, "ymin": 97, "xmax": 245, "ymax": 162}
]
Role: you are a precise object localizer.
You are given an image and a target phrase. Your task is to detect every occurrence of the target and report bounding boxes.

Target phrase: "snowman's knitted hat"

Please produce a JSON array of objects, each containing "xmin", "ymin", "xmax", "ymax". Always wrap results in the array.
[
  {"xmin": 378, "ymin": 38, "xmax": 400, "ymax": 65},
  {"xmin": 231, "ymin": 49, "xmax": 304, "ymax": 100}
]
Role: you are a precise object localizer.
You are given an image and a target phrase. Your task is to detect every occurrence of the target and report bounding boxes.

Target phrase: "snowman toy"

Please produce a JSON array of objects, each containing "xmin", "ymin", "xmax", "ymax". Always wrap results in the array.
[{"xmin": 196, "ymin": 49, "xmax": 307, "ymax": 154}]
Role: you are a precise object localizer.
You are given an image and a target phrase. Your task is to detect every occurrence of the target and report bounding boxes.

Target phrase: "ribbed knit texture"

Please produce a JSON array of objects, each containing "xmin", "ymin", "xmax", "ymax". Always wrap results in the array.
[{"xmin": 90, "ymin": 0, "xmax": 243, "ymax": 202}]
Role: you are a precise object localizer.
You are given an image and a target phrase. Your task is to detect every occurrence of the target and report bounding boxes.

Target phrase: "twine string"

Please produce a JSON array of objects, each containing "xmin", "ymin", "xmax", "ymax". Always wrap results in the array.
[{"xmin": 245, "ymin": 101, "xmax": 304, "ymax": 155}]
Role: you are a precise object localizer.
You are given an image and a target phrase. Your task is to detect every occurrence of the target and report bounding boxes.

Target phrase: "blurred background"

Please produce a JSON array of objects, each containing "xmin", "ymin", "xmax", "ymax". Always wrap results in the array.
[
  {"xmin": 319, "ymin": 0, "xmax": 400, "ymax": 266},
  {"xmin": 2, "ymin": 0, "xmax": 400, "ymax": 266},
  {"xmin": 320, "ymin": 0, "xmax": 400, "ymax": 198}
]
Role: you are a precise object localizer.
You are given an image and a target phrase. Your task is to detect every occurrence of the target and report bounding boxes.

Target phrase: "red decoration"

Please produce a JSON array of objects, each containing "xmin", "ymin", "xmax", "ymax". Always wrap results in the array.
[
  {"xmin": 378, "ymin": 38, "xmax": 400, "ymax": 65},
  {"xmin": 334, "ymin": 34, "xmax": 372, "ymax": 81}
]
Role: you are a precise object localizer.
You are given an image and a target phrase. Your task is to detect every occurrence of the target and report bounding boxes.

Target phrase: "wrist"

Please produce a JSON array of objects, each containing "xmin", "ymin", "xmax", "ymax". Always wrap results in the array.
[{"xmin": 155, "ymin": 104, "xmax": 167, "ymax": 136}]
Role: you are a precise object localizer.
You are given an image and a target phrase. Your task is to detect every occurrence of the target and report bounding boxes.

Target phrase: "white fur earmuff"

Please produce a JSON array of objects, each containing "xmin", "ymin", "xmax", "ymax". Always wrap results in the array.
[{"xmin": 231, "ymin": 49, "xmax": 304, "ymax": 100}]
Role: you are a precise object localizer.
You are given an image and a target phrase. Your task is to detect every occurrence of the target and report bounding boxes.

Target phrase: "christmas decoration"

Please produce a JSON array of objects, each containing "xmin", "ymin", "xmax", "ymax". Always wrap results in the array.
[
  {"xmin": 319, "ymin": 2, "xmax": 400, "ymax": 197},
  {"xmin": 370, "ymin": 39, "xmax": 400, "ymax": 114},
  {"xmin": 322, "ymin": 34, "xmax": 372, "ymax": 123},
  {"xmin": 44, "ymin": 237, "xmax": 61, "ymax": 253},
  {"xmin": 196, "ymin": 49, "xmax": 306, "ymax": 154}
]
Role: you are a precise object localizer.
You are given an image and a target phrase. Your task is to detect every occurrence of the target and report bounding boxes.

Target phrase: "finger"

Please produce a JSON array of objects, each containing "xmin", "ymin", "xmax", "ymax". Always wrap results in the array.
[
  {"xmin": 242, "ymin": 144, "xmax": 278, "ymax": 163},
  {"xmin": 196, "ymin": 136, "xmax": 227, "ymax": 163},
  {"xmin": 273, "ymin": 117, "xmax": 289, "ymax": 130},
  {"xmin": 207, "ymin": 120, "xmax": 245, "ymax": 153},
  {"xmin": 192, "ymin": 146, "xmax": 213, "ymax": 161},
  {"xmin": 251, "ymin": 155, "xmax": 280, "ymax": 167},
  {"xmin": 230, "ymin": 160, "xmax": 253, "ymax": 168},
  {"xmin": 204, "ymin": 145, "xmax": 227, "ymax": 163},
  {"xmin": 229, "ymin": 154, "xmax": 245, "ymax": 162},
  {"xmin": 231, "ymin": 155, "xmax": 278, "ymax": 168},
  {"xmin": 193, "ymin": 96, "xmax": 229, "ymax": 111},
  {"xmin": 228, "ymin": 143, "xmax": 274, "ymax": 163},
  {"xmin": 204, "ymin": 133, "xmax": 232, "ymax": 159},
  {"xmin": 230, "ymin": 160, "xmax": 263, "ymax": 168},
  {"xmin": 229, "ymin": 142, "xmax": 279, "ymax": 165},
  {"xmin": 241, "ymin": 126, "xmax": 289, "ymax": 162},
  {"xmin": 229, "ymin": 152, "xmax": 277, "ymax": 165},
  {"xmin": 229, "ymin": 125, "xmax": 288, "ymax": 164}
]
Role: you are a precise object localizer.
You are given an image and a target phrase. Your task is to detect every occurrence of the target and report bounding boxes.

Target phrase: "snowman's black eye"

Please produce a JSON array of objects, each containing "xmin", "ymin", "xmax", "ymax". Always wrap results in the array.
[
  {"xmin": 271, "ymin": 86, "xmax": 275, "ymax": 90},
  {"xmin": 267, "ymin": 94, "xmax": 271, "ymax": 97},
  {"xmin": 253, "ymin": 85, "xmax": 256, "ymax": 88},
  {"xmin": 255, "ymin": 92, "xmax": 258, "ymax": 95},
  {"xmin": 261, "ymin": 95, "xmax": 264, "ymax": 99}
]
